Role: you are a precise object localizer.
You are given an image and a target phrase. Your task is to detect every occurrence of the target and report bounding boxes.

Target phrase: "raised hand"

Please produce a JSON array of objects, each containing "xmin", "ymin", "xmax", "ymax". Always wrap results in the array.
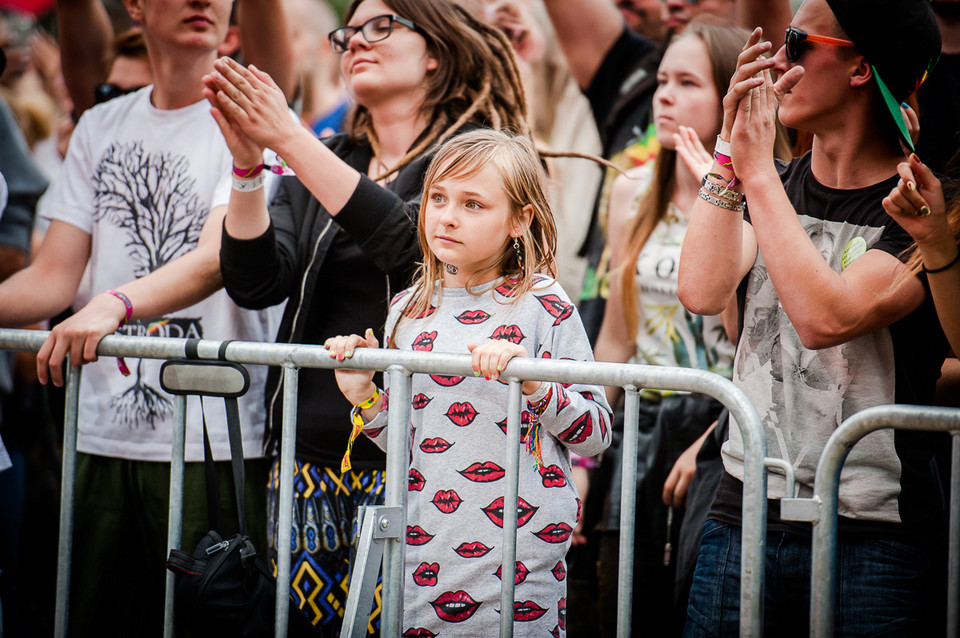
[
  {"xmin": 674, "ymin": 125, "xmax": 714, "ymax": 181},
  {"xmin": 882, "ymin": 155, "xmax": 950, "ymax": 248},
  {"xmin": 203, "ymin": 57, "xmax": 303, "ymax": 160}
]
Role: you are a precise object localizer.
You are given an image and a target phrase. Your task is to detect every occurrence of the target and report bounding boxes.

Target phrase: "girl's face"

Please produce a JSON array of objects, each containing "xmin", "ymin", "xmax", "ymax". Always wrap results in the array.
[
  {"xmin": 652, "ymin": 36, "xmax": 721, "ymax": 150},
  {"xmin": 424, "ymin": 162, "xmax": 521, "ymax": 287},
  {"xmin": 338, "ymin": 0, "xmax": 438, "ymax": 108}
]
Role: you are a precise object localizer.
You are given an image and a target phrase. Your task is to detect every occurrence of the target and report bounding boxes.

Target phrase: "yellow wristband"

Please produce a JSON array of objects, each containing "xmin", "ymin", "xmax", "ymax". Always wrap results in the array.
[{"xmin": 355, "ymin": 386, "xmax": 381, "ymax": 409}]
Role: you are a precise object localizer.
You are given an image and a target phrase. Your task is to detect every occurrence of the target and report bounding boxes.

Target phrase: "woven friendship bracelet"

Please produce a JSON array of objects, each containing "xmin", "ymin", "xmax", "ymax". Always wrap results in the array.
[
  {"xmin": 698, "ymin": 187, "xmax": 745, "ymax": 212},
  {"xmin": 701, "ymin": 175, "xmax": 745, "ymax": 203}
]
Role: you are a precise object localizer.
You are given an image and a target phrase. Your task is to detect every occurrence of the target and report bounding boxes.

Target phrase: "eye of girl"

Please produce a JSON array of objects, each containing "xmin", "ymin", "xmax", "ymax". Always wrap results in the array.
[{"xmin": 430, "ymin": 192, "xmax": 445, "ymax": 204}]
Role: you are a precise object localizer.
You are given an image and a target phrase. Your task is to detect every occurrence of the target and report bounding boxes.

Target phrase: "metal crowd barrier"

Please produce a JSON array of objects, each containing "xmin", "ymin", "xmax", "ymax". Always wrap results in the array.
[
  {"xmin": 780, "ymin": 404, "xmax": 960, "ymax": 638},
  {"xmin": 0, "ymin": 328, "xmax": 771, "ymax": 637}
]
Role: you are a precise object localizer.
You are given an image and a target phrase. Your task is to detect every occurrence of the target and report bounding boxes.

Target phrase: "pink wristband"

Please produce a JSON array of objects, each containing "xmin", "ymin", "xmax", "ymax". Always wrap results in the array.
[
  {"xmin": 105, "ymin": 290, "xmax": 133, "ymax": 377},
  {"xmin": 106, "ymin": 289, "xmax": 133, "ymax": 327},
  {"xmin": 233, "ymin": 163, "xmax": 265, "ymax": 179}
]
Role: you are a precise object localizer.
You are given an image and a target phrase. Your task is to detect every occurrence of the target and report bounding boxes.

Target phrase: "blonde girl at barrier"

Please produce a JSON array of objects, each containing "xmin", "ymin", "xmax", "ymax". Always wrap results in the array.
[
  {"xmin": 326, "ymin": 129, "xmax": 613, "ymax": 636},
  {"xmin": 205, "ymin": 0, "xmax": 531, "ymax": 632},
  {"xmin": 592, "ymin": 20, "xmax": 791, "ymax": 634}
]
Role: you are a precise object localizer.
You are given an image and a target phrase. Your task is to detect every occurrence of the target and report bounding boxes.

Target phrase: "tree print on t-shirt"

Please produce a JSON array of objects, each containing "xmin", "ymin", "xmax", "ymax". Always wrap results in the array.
[{"xmin": 93, "ymin": 141, "xmax": 207, "ymax": 428}]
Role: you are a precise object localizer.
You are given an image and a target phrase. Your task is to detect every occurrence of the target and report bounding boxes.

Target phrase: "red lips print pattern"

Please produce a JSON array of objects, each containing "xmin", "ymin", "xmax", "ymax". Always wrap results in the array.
[
  {"xmin": 430, "ymin": 489, "xmax": 462, "ymax": 514},
  {"xmin": 455, "ymin": 309, "xmax": 491, "ymax": 325},
  {"xmin": 412, "ymin": 562, "xmax": 439, "ymax": 587},
  {"xmin": 412, "ymin": 331, "xmax": 436, "ymax": 351},
  {"xmin": 430, "ymin": 591, "xmax": 481, "ymax": 622},
  {"xmin": 481, "ymin": 496, "xmax": 538, "ymax": 528},
  {"xmin": 491, "ymin": 324, "xmax": 524, "ymax": 344},
  {"xmin": 445, "ymin": 402, "xmax": 477, "ymax": 427}
]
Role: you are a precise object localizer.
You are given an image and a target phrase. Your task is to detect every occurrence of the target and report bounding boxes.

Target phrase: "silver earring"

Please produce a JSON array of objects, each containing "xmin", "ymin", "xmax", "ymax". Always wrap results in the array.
[{"xmin": 514, "ymin": 237, "xmax": 523, "ymax": 272}]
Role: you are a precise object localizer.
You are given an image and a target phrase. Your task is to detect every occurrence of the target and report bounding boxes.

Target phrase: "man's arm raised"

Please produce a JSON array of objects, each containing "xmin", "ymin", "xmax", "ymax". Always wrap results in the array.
[{"xmin": 541, "ymin": 0, "xmax": 625, "ymax": 91}]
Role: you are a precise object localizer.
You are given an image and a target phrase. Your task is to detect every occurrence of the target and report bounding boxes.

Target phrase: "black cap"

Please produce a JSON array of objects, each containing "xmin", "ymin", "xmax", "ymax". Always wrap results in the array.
[{"xmin": 825, "ymin": 0, "xmax": 941, "ymax": 151}]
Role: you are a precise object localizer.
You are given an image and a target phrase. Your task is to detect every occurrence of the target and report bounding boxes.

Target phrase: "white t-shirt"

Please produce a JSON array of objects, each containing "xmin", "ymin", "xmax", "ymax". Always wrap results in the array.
[
  {"xmin": 628, "ymin": 165, "xmax": 734, "ymax": 376},
  {"xmin": 40, "ymin": 87, "xmax": 281, "ymax": 462}
]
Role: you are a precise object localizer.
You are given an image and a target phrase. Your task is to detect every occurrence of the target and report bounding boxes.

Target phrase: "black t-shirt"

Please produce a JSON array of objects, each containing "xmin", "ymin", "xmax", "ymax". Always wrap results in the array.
[{"xmin": 710, "ymin": 154, "xmax": 950, "ymax": 539}]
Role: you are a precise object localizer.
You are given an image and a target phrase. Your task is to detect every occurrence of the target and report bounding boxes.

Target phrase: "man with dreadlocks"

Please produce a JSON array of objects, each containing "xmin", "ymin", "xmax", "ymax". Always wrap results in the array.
[{"xmin": 204, "ymin": 0, "xmax": 533, "ymax": 632}]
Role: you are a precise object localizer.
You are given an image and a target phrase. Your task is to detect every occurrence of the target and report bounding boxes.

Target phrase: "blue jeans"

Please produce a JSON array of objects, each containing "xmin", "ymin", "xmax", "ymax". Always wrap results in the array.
[{"xmin": 683, "ymin": 519, "xmax": 934, "ymax": 638}]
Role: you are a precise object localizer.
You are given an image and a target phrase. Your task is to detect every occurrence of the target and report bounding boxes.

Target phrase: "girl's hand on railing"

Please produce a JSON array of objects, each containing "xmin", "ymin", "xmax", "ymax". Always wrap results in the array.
[
  {"xmin": 326, "ymin": 329, "xmax": 379, "ymax": 406},
  {"xmin": 467, "ymin": 340, "xmax": 542, "ymax": 395},
  {"xmin": 36, "ymin": 292, "xmax": 129, "ymax": 387}
]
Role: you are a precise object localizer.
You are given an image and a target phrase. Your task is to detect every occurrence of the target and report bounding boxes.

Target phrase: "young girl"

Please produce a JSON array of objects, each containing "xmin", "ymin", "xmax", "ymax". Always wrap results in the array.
[{"xmin": 326, "ymin": 129, "xmax": 612, "ymax": 636}]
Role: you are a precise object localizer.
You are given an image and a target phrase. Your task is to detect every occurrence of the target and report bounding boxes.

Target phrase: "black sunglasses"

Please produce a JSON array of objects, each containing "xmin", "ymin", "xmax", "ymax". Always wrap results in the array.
[
  {"xmin": 784, "ymin": 27, "xmax": 855, "ymax": 63},
  {"xmin": 328, "ymin": 14, "xmax": 427, "ymax": 54},
  {"xmin": 94, "ymin": 83, "xmax": 145, "ymax": 104}
]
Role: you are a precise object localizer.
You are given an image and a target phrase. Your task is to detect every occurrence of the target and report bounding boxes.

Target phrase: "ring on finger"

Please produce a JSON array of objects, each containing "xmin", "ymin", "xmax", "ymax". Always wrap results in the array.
[{"xmin": 917, "ymin": 205, "xmax": 932, "ymax": 217}]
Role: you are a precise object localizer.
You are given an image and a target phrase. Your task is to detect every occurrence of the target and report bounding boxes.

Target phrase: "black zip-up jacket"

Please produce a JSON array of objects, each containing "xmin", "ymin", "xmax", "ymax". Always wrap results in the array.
[{"xmin": 220, "ymin": 131, "xmax": 448, "ymax": 463}]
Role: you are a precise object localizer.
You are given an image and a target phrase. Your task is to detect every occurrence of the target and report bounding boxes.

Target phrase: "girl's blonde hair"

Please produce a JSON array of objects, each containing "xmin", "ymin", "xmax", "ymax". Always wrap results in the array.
[
  {"xmin": 343, "ymin": 0, "xmax": 531, "ymax": 181},
  {"xmin": 617, "ymin": 20, "xmax": 792, "ymax": 341},
  {"xmin": 393, "ymin": 129, "xmax": 558, "ymax": 338}
]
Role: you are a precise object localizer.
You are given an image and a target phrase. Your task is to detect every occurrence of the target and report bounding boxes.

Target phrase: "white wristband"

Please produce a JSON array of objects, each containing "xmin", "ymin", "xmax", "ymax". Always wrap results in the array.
[
  {"xmin": 715, "ymin": 135, "xmax": 732, "ymax": 156},
  {"xmin": 232, "ymin": 172, "xmax": 265, "ymax": 192}
]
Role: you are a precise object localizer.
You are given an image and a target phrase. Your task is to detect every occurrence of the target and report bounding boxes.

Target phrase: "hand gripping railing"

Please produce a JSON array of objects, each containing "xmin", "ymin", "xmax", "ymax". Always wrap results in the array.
[
  {"xmin": 779, "ymin": 404, "xmax": 960, "ymax": 638},
  {"xmin": 0, "ymin": 329, "xmax": 769, "ymax": 637}
]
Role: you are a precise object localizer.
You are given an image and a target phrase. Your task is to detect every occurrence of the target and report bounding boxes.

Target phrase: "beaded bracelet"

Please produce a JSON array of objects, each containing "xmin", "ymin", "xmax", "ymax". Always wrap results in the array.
[
  {"xmin": 698, "ymin": 187, "xmax": 745, "ymax": 213},
  {"xmin": 105, "ymin": 290, "xmax": 133, "ymax": 376},
  {"xmin": 701, "ymin": 175, "xmax": 744, "ymax": 203},
  {"xmin": 922, "ymin": 249, "xmax": 960, "ymax": 274}
]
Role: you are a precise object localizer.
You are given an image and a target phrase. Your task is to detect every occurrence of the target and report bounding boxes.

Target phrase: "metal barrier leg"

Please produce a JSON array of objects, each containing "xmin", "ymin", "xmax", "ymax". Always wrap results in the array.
[
  {"xmin": 381, "ymin": 366, "xmax": 412, "ymax": 636},
  {"xmin": 616, "ymin": 386, "xmax": 639, "ymax": 638},
  {"xmin": 275, "ymin": 364, "xmax": 300, "ymax": 637},
  {"xmin": 950, "ymin": 433, "xmax": 960, "ymax": 638},
  {"xmin": 163, "ymin": 395, "xmax": 188, "ymax": 638},
  {"xmin": 340, "ymin": 505, "xmax": 401, "ymax": 638},
  {"xmin": 498, "ymin": 380, "xmax": 524, "ymax": 638},
  {"xmin": 54, "ymin": 363, "xmax": 81, "ymax": 638}
]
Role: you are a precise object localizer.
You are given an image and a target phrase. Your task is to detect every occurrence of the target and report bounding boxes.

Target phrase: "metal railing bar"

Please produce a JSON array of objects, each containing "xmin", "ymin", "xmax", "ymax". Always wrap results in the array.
[
  {"xmin": 809, "ymin": 405, "xmax": 960, "ymax": 638},
  {"xmin": 163, "ymin": 395, "xmax": 187, "ymax": 638},
  {"xmin": 0, "ymin": 330, "xmax": 767, "ymax": 638},
  {"xmin": 499, "ymin": 379, "xmax": 524, "ymax": 638},
  {"xmin": 950, "ymin": 433, "xmax": 959, "ymax": 638},
  {"xmin": 54, "ymin": 361, "xmax": 80, "ymax": 638},
  {"xmin": 617, "ymin": 386, "xmax": 640, "ymax": 638},
  {"xmin": 381, "ymin": 365, "xmax": 412, "ymax": 636},
  {"xmin": 274, "ymin": 364, "xmax": 299, "ymax": 637}
]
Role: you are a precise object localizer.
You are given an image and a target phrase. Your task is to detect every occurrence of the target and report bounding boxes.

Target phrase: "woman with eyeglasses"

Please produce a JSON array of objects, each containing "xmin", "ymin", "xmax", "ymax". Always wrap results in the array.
[{"xmin": 203, "ymin": 0, "xmax": 529, "ymax": 633}]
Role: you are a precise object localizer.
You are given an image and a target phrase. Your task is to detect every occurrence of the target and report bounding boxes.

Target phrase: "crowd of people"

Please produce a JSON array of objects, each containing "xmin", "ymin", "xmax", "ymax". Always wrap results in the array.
[{"xmin": 0, "ymin": 0, "xmax": 957, "ymax": 636}]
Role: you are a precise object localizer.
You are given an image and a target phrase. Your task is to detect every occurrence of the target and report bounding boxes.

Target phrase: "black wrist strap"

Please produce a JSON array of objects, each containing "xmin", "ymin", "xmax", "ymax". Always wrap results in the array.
[{"xmin": 922, "ymin": 248, "xmax": 960, "ymax": 274}]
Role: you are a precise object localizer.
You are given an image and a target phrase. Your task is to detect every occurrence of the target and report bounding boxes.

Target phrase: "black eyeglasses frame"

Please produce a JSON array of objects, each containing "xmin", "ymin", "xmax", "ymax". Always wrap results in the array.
[{"xmin": 328, "ymin": 14, "xmax": 428, "ymax": 54}]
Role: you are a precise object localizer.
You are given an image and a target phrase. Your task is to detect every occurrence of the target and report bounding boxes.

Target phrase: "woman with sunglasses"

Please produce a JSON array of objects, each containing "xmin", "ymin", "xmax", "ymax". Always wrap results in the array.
[{"xmin": 204, "ymin": 0, "xmax": 529, "ymax": 632}]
